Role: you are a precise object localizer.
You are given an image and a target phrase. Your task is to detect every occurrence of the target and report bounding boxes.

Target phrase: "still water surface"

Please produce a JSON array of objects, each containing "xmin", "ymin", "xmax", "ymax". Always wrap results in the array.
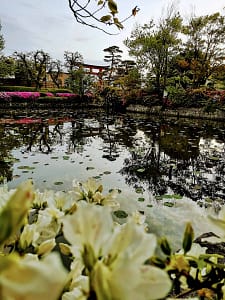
[{"xmin": 2, "ymin": 108, "xmax": 225, "ymax": 247}]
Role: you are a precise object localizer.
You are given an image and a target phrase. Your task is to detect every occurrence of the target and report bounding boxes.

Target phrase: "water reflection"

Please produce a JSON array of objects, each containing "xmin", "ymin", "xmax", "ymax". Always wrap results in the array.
[{"xmin": 0, "ymin": 109, "xmax": 225, "ymax": 206}]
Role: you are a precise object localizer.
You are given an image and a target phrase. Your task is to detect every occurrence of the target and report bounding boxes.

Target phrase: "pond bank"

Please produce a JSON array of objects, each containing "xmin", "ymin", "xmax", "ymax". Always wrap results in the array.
[{"xmin": 126, "ymin": 104, "xmax": 225, "ymax": 121}]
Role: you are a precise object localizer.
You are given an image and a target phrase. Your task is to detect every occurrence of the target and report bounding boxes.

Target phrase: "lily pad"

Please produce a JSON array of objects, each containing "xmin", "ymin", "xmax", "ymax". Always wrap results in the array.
[
  {"xmin": 63, "ymin": 156, "xmax": 70, "ymax": 160},
  {"xmin": 54, "ymin": 181, "xmax": 64, "ymax": 185},
  {"xmin": 113, "ymin": 210, "xmax": 128, "ymax": 218},
  {"xmin": 138, "ymin": 197, "xmax": 145, "ymax": 202},
  {"xmin": 163, "ymin": 202, "xmax": 174, "ymax": 207},
  {"xmin": 86, "ymin": 167, "xmax": 95, "ymax": 170},
  {"xmin": 17, "ymin": 166, "xmax": 35, "ymax": 170},
  {"xmin": 135, "ymin": 187, "xmax": 144, "ymax": 194},
  {"xmin": 103, "ymin": 171, "xmax": 111, "ymax": 175}
]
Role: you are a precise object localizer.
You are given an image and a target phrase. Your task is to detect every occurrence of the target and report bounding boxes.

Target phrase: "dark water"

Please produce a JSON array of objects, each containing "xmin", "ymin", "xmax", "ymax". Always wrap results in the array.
[{"xmin": 1, "ymin": 108, "xmax": 225, "ymax": 209}]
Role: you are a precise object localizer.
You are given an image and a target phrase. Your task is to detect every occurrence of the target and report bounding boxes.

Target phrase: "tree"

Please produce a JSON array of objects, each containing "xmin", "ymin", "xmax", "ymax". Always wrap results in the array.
[
  {"xmin": 124, "ymin": 6, "xmax": 182, "ymax": 98},
  {"xmin": 14, "ymin": 50, "xmax": 50, "ymax": 89},
  {"xmin": 182, "ymin": 12, "xmax": 225, "ymax": 87},
  {"xmin": 0, "ymin": 56, "xmax": 15, "ymax": 79},
  {"xmin": 0, "ymin": 21, "xmax": 4, "ymax": 53},
  {"xmin": 47, "ymin": 59, "xmax": 63, "ymax": 88},
  {"xmin": 103, "ymin": 45, "xmax": 123, "ymax": 84},
  {"xmin": 68, "ymin": 0, "xmax": 139, "ymax": 34},
  {"xmin": 64, "ymin": 51, "xmax": 84, "ymax": 93}
]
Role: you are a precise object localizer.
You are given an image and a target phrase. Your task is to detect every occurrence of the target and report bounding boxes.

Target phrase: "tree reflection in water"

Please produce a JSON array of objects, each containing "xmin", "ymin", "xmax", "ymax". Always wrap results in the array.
[{"xmin": 0, "ymin": 110, "xmax": 225, "ymax": 206}]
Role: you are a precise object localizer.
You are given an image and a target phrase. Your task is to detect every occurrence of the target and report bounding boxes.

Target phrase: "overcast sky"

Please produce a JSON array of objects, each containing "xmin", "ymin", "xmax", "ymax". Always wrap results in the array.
[{"xmin": 0, "ymin": 0, "xmax": 224, "ymax": 65}]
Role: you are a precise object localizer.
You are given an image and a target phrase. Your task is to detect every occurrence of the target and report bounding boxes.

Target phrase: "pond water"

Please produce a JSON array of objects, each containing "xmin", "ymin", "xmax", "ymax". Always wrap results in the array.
[{"xmin": 1, "ymin": 108, "xmax": 225, "ymax": 248}]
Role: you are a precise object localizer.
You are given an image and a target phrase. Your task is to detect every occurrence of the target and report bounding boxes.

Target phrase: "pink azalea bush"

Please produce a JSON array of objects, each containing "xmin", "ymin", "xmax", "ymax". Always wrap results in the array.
[
  {"xmin": 0, "ymin": 92, "xmax": 11, "ymax": 101},
  {"xmin": 0, "ymin": 92, "xmax": 40, "ymax": 100},
  {"xmin": 55, "ymin": 93, "xmax": 79, "ymax": 98}
]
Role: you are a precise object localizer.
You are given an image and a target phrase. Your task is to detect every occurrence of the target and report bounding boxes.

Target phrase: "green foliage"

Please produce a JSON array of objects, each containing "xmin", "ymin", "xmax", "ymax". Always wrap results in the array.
[
  {"xmin": 0, "ymin": 86, "xmax": 36, "ymax": 92},
  {"xmin": 0, "ymin": 56, "xmax": 15, "ymax": 78},
  {"xmin": 0, "ymin": 21, "xmax": 4, "ymax": 53}
]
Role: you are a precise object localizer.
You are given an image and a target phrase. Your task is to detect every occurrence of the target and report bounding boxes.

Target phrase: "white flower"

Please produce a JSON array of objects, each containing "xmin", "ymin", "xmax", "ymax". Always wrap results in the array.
[
  {"xmin": 104, "ymin": 218, "xmax": 157, "ymax": 268},
  {"xmin": 19, "ymin": 223, "xmax": 40, "ymax": 249},
  {"xmin": 63, "ymin": 203, "xmax": 114, "ymax": 265},
  {"xmin": 0, "ymin": 253, "xmax": 68, "ymax": 300},
  {"xmin": 92, "ymin": 259, "xmax": 172, "ymax": 300}
]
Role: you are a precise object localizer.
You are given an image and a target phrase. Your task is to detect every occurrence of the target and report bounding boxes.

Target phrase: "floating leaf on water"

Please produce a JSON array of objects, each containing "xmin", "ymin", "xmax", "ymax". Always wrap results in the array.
[
  {"xmin": 103, "ymin": 171, "xmax": 111, "ymax": 175},
  {"xmin": 173, "ymin": 194, "xmax": 182, "ymax": 199},
  {"xmin": 163, "ymin": 202, "xmax": 174, "ymax": 207},
  {"xmin": 138, "ymin": 197, "xmax": 145, "ymax": 202},
  {"xmin": 109, "ymin": 188, "xmax": 121, "ymax": 193},
  {"xmin": 54, "ymin": 181, "xmax": 64, "ymax": 185},
  {"xmin": 32, "ymin": 161, "xmax": 39, "ymax": 164},
  {"xmin": 86, "ymin": 167, "xmax": 95, "ymax": 170},
  {"xmin": 209, "ymin": 156, "xmax": 220, "ymax": 161},
  {"xmin": 137, "ymin": 168, "xmax": 145, "ymax": 173},
  {"xmin": 205, "ymin": 197, "xmax": 213, "ymax": 203},
  {"xmin": 93, "ymin": 176, "xmax": 101, "ymax": 179},
  {"xmin": 113, "ymin": 210, "xmax": 128, "ymax": 218},
  {"xmin": 79, "ymin": 162, "xmax": 83, "ymax": 164},
  {"xmin": 17, "ymin": 166, "xmax": 35, "ymax": 170},
  {"xmin": 155, "ymin": 195, "xmax": 163, "ymax": 201},
  {"xmin": 162, "ymin": 194, "xmax": 173, "ymax": 199},
  {"xmin": 51, "ymin": 157, "xmax": 59, "ymax": 159},
  {"xmin": 135, "ymin": 187, "xmax": 144, "ymax": 194},
  {"xmin": 63, "ymin": 156, "xmax": 70, "ymax": 160},
  {"xmin": 13, "ymin": 175, "xmax": 20, "ymax": 179},
  {"xmin": 44, "ymin": 163, "xmax": 49, "ymax": 166},
  {"xmin": 147, "ymin": 204, "xmax": 153, "ymax": 208}
]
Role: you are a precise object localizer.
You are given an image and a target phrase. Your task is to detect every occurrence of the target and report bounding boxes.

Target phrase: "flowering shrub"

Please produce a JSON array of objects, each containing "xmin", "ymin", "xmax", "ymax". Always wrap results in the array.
[
  {"xmin": 55, "ymin": 92, "xmax": 79, "ymax": 98},
  {"xmin": 0, "ymin": 92, "xmax": 11, "ymax": 101},
  {"xmin": 0, "ymin": 91, "xmax": 40, "ymax": 100},
  {"xmin": 0, "ymin": 178, "xmax": 224, "ymax": 299}
]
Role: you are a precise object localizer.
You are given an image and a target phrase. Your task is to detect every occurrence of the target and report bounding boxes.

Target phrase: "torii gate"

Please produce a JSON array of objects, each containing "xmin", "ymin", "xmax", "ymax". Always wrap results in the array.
[{"xmin": 82, "ymin": 63, "xmax": 109, "ymax": 87}]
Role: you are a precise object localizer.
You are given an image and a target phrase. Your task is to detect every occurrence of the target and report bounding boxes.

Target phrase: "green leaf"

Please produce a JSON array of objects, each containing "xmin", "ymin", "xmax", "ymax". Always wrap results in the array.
[
  {"xmin": 113, "ymin": 17, "xmax": 124, "ymax": 29},
  {"xmin": 135, "ymin": 187, "xmax": 144, "ymax": 194},
  {"xmin": 113, "ymin": 210, "xmax": 128, "ymax": 219},
  {"xmin": 138, "ymin": 197, "xmax": 145, "ymax": 202},
  {"xmin": 86, "ymin": 167, "xmax": 95, "ymax": 170},
  {"xmin": 100, "ymin": 15, "xmax": 112, "ymax": 23},
  {"xmin": 54, "ymin": 181, "xmax": 64, "ymax": 185},
  {"xmin": 103, "ymin": 171, "xmax": 111, "ymax": 175},
  {"xmin": 17, "ymin": 166, "xmax": 35, "ymax": 170},
  {"xmin": 108, "ymin": 0, "xmax": 118, "ymax": 15},
  {"xmin": 163, "ymin": 202, "xmax": 174, "ymax": 207},
  {"xmin": 63, "ymin": 156, "xmax": 70, "ymax": 160}
]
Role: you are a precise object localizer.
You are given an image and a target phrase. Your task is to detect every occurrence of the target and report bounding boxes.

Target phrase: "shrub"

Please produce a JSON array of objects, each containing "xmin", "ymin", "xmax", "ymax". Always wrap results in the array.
[{"xmin": 0, "ymin": 86, "xmax": 36, "ymax": 92}]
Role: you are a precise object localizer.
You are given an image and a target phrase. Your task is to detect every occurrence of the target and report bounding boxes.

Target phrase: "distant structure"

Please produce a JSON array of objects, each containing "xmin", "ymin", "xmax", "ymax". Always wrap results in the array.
[{"xmin": 82, "ymin": 63, "xmax": 109, "ymax": 87}]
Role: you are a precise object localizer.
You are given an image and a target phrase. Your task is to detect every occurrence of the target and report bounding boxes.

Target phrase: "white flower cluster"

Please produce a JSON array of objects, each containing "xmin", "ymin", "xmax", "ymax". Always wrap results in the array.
[{"xmin": 0, "ymin": 178, "xmax": 172, "ymax": 300}]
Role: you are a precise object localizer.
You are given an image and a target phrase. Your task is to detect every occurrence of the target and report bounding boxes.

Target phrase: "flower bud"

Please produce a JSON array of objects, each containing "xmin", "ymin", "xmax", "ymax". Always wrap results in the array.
[
  {"xmin": 0, "ymin": 181, "xmax": 34, "ymax": 245},
  {"xmin": 182, "ymin": 222, "xmax": 194, "ymax": 254},
  {"xmin": 159, "ymin": 237, "xmax": 171, "ymax": 256}
]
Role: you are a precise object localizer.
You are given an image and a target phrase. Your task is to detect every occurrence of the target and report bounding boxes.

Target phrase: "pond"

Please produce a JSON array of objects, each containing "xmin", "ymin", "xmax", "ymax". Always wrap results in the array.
[{"xmin": 1, "ymin": 108, "xmax": 225, "ymax": 248}]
